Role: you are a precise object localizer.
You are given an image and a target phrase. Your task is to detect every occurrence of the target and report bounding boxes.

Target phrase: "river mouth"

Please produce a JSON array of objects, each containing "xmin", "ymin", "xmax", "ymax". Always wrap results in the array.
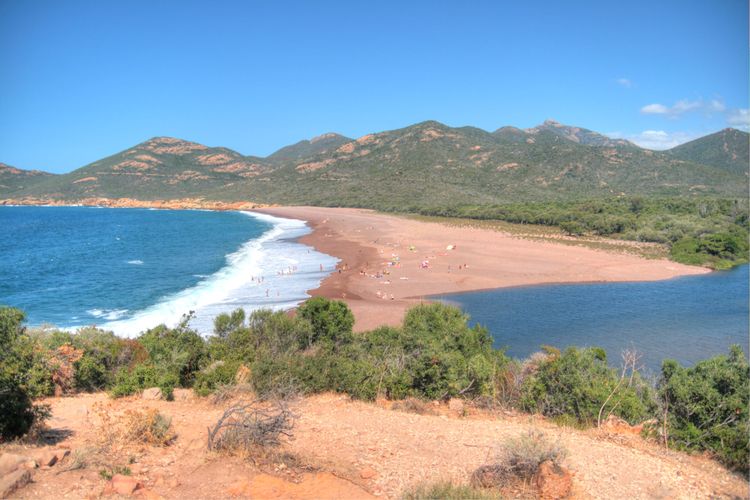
[{"xmin": 434, "ymin": 264, "xmax": 749, "ymax": 373}]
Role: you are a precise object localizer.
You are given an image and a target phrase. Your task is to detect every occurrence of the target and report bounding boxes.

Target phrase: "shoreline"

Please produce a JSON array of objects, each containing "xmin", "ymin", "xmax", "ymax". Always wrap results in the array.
[
  {"xmin": 0, "ymin": 196, "xmax": 269, "ymax": 211},
  {"xmin": 3, "ymin": 201, "xmax": 713, "ymax": 334},
  {"xmin": 255, "ymin": 206, "xmax": 710, "ymax": 332},
  {"xmin": 9, "ymin": 206, "xmax": 336, "ymax": 337}
]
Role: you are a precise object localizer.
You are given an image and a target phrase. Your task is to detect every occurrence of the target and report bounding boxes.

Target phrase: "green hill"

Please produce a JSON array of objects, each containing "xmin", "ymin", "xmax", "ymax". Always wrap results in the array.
[
  {"xmin": 0, "ymin": 163, "xmax": 55, "ymax": 197},
  {"xmin": 267, "ymin": 132, "xmax": 352, "ymax": 161},
  {"xmin": 669, "ymin": 128, "xmax": 749, "ymax": 177},
  {"xmin": 3, "ymin": 122, "xmax": 748, "ymax": 207},
  {"xmin": 9, "ymin": 137, "xmax": 273, "ymax": 200}
]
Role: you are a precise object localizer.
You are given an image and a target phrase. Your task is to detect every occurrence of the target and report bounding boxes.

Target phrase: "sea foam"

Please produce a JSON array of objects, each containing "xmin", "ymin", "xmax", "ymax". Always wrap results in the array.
[{"xmin": 100, "ymin": 212, "xmax": 338, "ymax": 337}]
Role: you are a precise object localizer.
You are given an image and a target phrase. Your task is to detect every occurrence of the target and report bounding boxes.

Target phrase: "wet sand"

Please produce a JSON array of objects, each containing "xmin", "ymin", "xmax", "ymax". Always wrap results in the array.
[{"xmin": 257, "ymin": 207, "xmax": 709, "ymax": 332}]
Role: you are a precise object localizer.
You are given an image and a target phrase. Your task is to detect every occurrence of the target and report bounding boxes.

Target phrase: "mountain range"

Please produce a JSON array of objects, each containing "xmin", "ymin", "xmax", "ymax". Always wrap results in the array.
[{"xmin": 1, "ymin": 120, "xmax": 747, "ymax": 208}]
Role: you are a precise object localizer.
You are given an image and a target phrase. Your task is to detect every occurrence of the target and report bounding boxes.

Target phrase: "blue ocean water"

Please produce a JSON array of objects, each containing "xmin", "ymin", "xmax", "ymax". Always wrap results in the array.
[
  {"xmin": 435, "ymin": 264, "xmax": 749, "ymax": 372},
  {"xmin": 0, "ymin": 206, "xmax": 337, "ymax": 336}
]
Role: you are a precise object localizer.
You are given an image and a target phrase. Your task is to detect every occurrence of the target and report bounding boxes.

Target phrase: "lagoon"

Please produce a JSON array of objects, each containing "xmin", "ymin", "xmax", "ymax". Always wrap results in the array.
[{"xmin": 435, "ymin": 264, "xmax": 749, "ymax": 373}]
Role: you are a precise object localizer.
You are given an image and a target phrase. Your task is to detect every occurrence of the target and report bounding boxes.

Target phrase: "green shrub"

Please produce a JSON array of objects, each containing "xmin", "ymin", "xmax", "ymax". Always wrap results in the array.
[
  {"xmin": 297, "ymin": 297, "xmax": 354, "ymax": 348},
  {"xmin": 393, "ymin": 303, "xmax": 508, "ymax": 399},
  {"xmin": 194, "ymin": 360, "xmax": 242, "ymax": 397},
  {"xmin": 658, "ymin": 345, "xmax": 749, "ymax": 472},
  {"xmin": 0, "ymin": 372, "xmax": 35, "ymax": 440},
  {"xmin": 249, "ymin": 303, "xmax": 510, "ymax": 402},
  {"xmin": 520, "ymin": 347, "xmax": 655, "ymax": 425},
  {"xmin": 213, "ymin": 309, "xmax": 246, "ymax": 339},
  {"xmin": 110, "ymin": 363, "xmax": 178, "ymax": 400},
  {"xmin": 137, "ymin": 314, "xmax": 206, "ymax": 387},
  {"xmin": 0, "ymin": 307, "xmax": 50, "ymax": 440}
]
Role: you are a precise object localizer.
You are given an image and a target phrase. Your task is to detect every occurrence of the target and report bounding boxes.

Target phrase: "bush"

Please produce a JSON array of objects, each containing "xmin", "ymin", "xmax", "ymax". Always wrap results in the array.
[
  {"xmin": 472, "ymin": 430, "xmax": 567, "ymax": 489},
  {"xmin": 248, "ymin": 303, "xmax": 511, "ymax": 403},
  {"xmin": 0, "ymin": 372, "xmax": 35, "ymax": 440},
  {"xmin": 397, "ymin": 304, "xmax": 511, "ymax": 399},
  {"xmin": 0, "ymin": 307, "xmax": 48, "ymax": 440},
  {"xmin": 122, "ymin": 409, "xmax": 176, "ymax": 446},
  {"xmin": 110, "ymin": 363, "xmax": 179, "ymax": 400},
  {"xmin": 391, "ymin": 397, "xmax": 436, "ymax": 415},
  {"xmin": 137, "ymin": 315, "xmax": 206, "ymax": 387},
  {"xmin": 193, "ymin": 360, "xmax": 242, "ymax": 397},
  {"xmin": 207, "ymin": 400, "xmax": 295, "ymax": 452},
  {"xmin": 403, "ymin": 481, "xmax": 502, "ymax": 500},
  {"xmin": 297, "ymin": 297, "xmax": 354, "ymax": 348},
  {"xmin": 520, "ymin": 347, "xmax": 655, "ymax": 425},
  {"xmin": 658, "ymin": 345, "xmax": 749, "ymax": 472}
]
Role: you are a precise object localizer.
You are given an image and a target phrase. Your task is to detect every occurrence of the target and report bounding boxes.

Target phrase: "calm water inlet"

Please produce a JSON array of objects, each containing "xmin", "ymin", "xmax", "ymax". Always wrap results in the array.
[{"xmin": 435, "ymin": 265, "xmax": 749, "ymax": 372}]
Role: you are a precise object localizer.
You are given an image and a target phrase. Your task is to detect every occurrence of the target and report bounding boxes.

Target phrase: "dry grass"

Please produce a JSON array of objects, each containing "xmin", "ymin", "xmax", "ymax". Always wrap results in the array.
[
  {"xmin": 471, "ymin": 429, "xmax": 567, "ymax": 489},
  {"xmin": 122, "ymin": 409, "xmax": 176, "ymax": 446},
  {"xmin": 207, "ymin": 399, "xmax": 295, "ymax": 454},
  {"xmin": 209, "ymin": 383, "xmax": 255, "ymax": 405},
  {"xmin": 403, "ymin": 481, "xmax": 503, "ymax": 500},
  {"xmin": 391, "ymin": 398, "xmax": 437, "ymax": 415}
]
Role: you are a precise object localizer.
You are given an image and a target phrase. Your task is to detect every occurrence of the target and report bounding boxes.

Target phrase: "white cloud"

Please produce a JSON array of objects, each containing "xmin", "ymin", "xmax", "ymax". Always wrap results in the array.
[
  {"xmin": 727, "ymin": 108, "xmax": 750, "ymax": 130},
  {"xmin": 616, "ymin": 78, "xmax": 633, "ymax": 88},
  {"xmin": 641, "ymin": 103, "xmax": 669, "ymax": 114},
  {"xmin": 640, "ymin": 98, "xmax": 726, "ymax": 118},
  {"xmin": 608, "ymin": 130, "xmax": 702, "ymax": 150}
]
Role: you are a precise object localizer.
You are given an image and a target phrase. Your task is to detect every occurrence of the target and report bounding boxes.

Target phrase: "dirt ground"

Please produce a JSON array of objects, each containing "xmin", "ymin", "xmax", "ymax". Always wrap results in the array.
[{"xmin": 4, "ymin": 391, "xmax": 747, "ymax": 499}]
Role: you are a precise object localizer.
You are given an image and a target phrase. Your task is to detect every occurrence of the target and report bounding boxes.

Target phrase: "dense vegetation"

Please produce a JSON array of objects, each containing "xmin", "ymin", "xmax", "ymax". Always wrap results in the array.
[
  {"xmin": 2, "ymin": 123, "xmax": 747, "ymax": 206},
  {"xmin": 1, "ymin": 301, "xmax": 747, "ymax": 473},
  {"xmin": 405, "ymin": 197, "xmax": 749, "ymax": 269}
]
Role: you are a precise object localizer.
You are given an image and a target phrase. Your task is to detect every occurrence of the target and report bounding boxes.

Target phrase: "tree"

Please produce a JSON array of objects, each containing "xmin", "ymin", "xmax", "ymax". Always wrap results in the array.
[
  {"xmin": 0, "ymin": 308, "xmax": 35, "ymax": 439},
  {"xmin": 297, "ymin": 297, "xmax": 354, "ymax": 348},
  {"xmin": 657, "ymin": 345, "xmax": 749, "ymax": 471}
]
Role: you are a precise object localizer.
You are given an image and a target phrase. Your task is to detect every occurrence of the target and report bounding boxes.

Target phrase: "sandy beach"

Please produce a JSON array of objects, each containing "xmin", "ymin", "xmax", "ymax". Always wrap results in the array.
[{"xmin": 258, "ymin": 206, "xmax": 710, "ymax": 331}]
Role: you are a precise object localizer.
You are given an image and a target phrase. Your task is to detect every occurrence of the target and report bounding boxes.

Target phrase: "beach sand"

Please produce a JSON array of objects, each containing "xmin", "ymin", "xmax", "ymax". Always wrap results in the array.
[{"xmin": 258, "ymin": 207, "xmax": 710, "ymax": 331}]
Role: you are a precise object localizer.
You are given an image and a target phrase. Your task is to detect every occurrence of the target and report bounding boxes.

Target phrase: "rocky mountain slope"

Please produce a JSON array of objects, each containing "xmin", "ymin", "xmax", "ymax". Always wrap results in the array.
[{"xmin": 2, "ymin": 121, "xmax": 748, "ymax": 206}]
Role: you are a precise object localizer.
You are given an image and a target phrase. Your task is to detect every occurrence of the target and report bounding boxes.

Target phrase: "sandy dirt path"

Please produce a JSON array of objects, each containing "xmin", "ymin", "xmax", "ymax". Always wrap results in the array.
[{"xmin": 9, "ymin": 393, "xmax": 747, "ymax": 499}]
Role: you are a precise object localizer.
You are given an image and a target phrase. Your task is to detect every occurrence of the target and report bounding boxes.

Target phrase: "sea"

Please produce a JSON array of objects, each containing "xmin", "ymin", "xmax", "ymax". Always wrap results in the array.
[
  {"xmin": 435, "ymin": 264, "xmax": 749, "ymax": 373},
  {"xmin": 0, "ymin": 206, "xmax": 338, "ymax": 336},
  {"xmin": 3, "ymin": 206, "xmax": 747, "ymax": 371}
]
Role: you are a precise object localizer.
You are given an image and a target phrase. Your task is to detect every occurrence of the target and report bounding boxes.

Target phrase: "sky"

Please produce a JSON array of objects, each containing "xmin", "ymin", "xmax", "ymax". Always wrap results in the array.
[{"xmin": 1, "ymin": 0, "xmax": 748, "ymax": 173}]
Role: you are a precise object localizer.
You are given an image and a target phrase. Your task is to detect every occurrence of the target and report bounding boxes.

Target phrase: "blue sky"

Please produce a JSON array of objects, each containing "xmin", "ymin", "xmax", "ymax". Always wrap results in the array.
[{"xmin": 1, "ymin": 0, "xmax": 747, "ymax": 173}]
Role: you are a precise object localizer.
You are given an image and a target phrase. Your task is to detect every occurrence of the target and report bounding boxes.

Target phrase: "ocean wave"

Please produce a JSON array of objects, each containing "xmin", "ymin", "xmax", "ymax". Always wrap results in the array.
[
  {"xmin": 101, "ymin": 212, "xmax": 338, "ymax": 337},
  {"xmin": 87, "ymin": 308, "xmax": 129, "ymax": 320},
  {"xmin": 127, "ymin": 260, "xmax": 144, "ymax": 265}
]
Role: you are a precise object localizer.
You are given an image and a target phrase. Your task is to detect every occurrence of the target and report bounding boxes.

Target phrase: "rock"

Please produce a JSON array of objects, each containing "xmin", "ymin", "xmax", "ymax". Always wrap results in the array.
[
  {"xmin": 0, "ymin": 453, "xmax": 35, "ymax": 476},
  {"xmin": 36, "ymin": 448, "xmax": 70, "ymax": 467},
  {"xmin": 471, "ymin": 464, "xmax": 505, "ymax": 488},
  {"xmin": 534, "ymin": 460, "xmax": 572, "ymax": 499},
  {"xmin": 142, "ymin": 387, "xmax": 163, "ymax": 400},
  {"xmin": 135, "ymin": 487, "xmax": 164, "ymax": 499},
  {"xmin": 234, "ymin": 364, "xmax": 251, "ymax": 385},
  {"xmin": 104, "ymin": 474, "xmax": 143, "ymax": 496},
  {"xmin": 172, "ymin": 388, "xmax": 193, "ymax": 401},
  {"xmin": 359, "ymin": 467, "xmax": 378, "ymax": 479},
  {"xmin": 448, "ymin": 398, "xmax": 464, "ymax": 413},
  {"xmin": 0, "ymin": 468, "xmax": 32, "ymax": 498}
]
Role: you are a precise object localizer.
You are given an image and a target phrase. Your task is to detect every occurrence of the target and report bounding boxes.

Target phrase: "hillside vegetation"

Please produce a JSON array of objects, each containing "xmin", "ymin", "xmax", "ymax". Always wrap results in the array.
[
  {"xmin": 2, "ymin": 121, "xmax": 748, "ymax": 205},
  {"xmin": 2, "ymin": 302, "xmax": 748, "ymax": 474}
]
